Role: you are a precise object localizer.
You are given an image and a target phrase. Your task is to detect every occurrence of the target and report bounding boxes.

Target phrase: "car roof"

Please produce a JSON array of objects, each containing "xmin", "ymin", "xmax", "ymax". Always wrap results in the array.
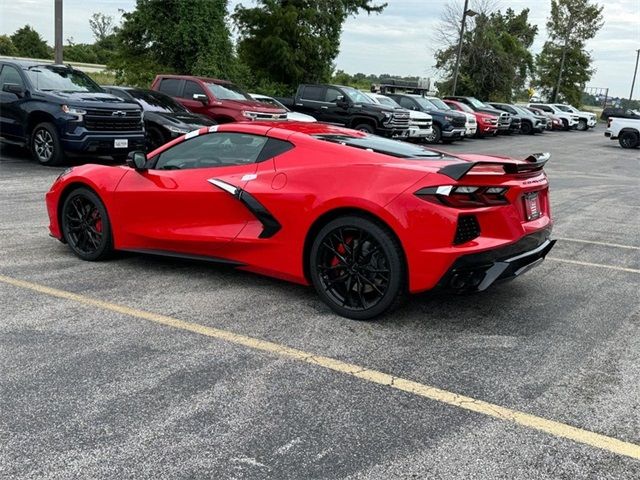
[
  {"xmin": 4, "ymin": 60, "xmax": 77, "ymax": 70},
  {"xmin": 156, "ymin": 74, "xmax": 233, "ymax": 85}
]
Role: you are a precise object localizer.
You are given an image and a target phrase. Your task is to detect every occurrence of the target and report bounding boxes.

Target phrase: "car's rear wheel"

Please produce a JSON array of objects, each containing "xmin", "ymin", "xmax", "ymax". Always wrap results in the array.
[
  {"xmin": 61, "ymin": 187, "xmax": 113, "ymax": 261},
  {"xmin": 309, "ymin": 216, "xmax": 406, "ymax": 320},
  {"xmin": 577, "ymin": 119, "xmax": 588, "ymax": 131},
  {"xmin": 31, "ymin": 122, "xmax": 63, "ymax": 166},
  {"xmin": 619, "ymin": 131, "xmax": 639, "ymax": 149}
]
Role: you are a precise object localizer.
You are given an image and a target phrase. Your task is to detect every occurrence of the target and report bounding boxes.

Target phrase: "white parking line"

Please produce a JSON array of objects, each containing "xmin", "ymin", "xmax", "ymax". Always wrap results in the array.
[
  {"xmin": 555, "ymin": 237, "xmax": 640, "ymax": 251},
  {"xmin": 548, "ymin": 257, "xmax": 640, "ymax": 274}
]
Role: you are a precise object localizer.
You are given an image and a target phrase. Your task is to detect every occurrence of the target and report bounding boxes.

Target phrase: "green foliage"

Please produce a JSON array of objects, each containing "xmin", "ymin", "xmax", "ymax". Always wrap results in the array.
[
  {"xmin": 110, "ymin": 0, "xmax": 236, "ymax": 87},
  {"xmin": 89, "ymin": 13, "xmax": 115, "ymax": 43},
  {"xmin": 534, "ymin": 0, "xmax": 604, "ymax": 105},
  {"xmin": 435, "ymin": 8, "xmax": 538, "ymax": 101},
  {"xmin": 233, "ymin": 0, "xmax": 386, "ymax": 93},
  {"xmin": 64, "ymin": 42, "xmax": 99, "ymax": 63},
  {"xmin": 0, "ymin": 35, "xmax": 19, "ymax": 56},
  {"xmin": 10, "ymin": 25, "xmax": 52, "ymax": 59},
  {"xmin": 330, "ymin": 70, "xmax": 420, "ymax": 91}
]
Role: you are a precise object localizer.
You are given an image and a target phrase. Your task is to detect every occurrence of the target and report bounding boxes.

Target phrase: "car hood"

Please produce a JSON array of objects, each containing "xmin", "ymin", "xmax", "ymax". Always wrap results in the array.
[
  {"xmin": 146, "ymin": 111, "xmax": 215, "ymax": 126},
  {"xmin": 36, "ymin": 90, "xmax": 140, "ymax": 110},
  {"xmin": 408, "ymin": 110, "xmax": 432, "ymax": 120},
  {"xmin": 221, "ymin": 98, "xmax": 286, "ymax": 113},
  {"xmin": 352, "ymin": 102, "xmax": 399, "ymax": 114}
]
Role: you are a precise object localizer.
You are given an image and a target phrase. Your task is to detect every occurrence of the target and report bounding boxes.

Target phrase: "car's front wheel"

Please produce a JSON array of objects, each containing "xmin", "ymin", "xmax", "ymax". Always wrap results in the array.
[
  {"xmin": 31, "ymin": 122, "xmax": 64, "ymax": 166},
  {"xmin": 521, "ymin": 121, "xmax": 533, "ymax": 135},
  {"xmin": 577, "ymin": 119, "xmax": 588, "ymax": 131},
  {"xmin": 309, "ymin": 215, "xmax": 406, "ymax": 320},
  {"xmin": 426, "ymin": 124, "xmax": 442, "ymax": 143},
  {"xmin": 61, "ymin": 187, "xmax": 113, "ymax": 261},
  {"xmin": 619, "ymin": 131, "xmax": 639, "ymax": 149}
]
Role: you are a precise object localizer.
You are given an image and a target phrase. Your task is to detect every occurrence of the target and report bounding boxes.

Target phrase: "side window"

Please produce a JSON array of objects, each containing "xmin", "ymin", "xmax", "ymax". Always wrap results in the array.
[
  {"xmin": 300, "ymin": 85, "xmax": 324, "ymax": 101},
  {"xmin": 0, "ymin": 65, "xmax": 25, "ymax": 88},
  {"xmin": 324, "ymin": 87, "xmax": 342, "ymax": 103},
  {"xmin": 158, "ymin": 78, "xmax": 181, "ymax": 97},
  {"xmin": 155, "ymin": 132, "xmax": 269, "ymax": 170},
  {"xmin": 399, "ymin": 97, "xmax": 415, "ymax": 110},
  {"xmin": 182, "ymin": 80, "xmax": 206, "ymax": 99}
]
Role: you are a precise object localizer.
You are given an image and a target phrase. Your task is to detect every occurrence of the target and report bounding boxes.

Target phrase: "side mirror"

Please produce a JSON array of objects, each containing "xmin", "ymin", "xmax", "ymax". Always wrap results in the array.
[
  {"xmin": 192, "ymin": 93, "xmax": 208, "ymax": 104},
  {"xmin": 336, "ymin": 95, "xmax": 349, "ymax": 108},
  {"xmin": 126, "ymin": 150, "xmax": 147, "ymax": 171},
  {"xmin": 2, "ymin": 83, "xmax": 25, "ymax": 98}
]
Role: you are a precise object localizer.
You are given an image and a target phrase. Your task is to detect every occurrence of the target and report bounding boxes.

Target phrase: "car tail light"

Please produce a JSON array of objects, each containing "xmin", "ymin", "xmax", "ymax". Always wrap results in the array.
[{"xmin": 415, "ymin": 185, "xmax": 509, "ymax": 207}]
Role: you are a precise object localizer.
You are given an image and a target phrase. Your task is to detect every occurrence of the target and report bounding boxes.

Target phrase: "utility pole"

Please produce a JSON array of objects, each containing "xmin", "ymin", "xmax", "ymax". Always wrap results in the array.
[
  {"xmin": 629, "ymin": 49, "xmax": 640, "ymax": 102},
  {"xmin": 552, "ymin": 15, "xmax": 574, "ymax": 103},
  {"xmin": 54, "ymin": 0, "xmax": 63, "ymax": 64},
  {"xmin": 452, "ymin": 0, "xmax": 477, "ymax": 95}
]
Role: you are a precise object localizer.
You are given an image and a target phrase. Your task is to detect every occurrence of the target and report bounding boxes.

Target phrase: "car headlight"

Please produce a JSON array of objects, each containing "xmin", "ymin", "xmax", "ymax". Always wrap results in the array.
[
  {"xmin": 242, "ymin": 111, "xmax": 258, "ymax": 120},
  {"xmin": 167, "ymin": 125, "xmax": 192, "ymax": 134},
  {"xmin": 61, "ymin": 105, "xmax": 86, "ymax": 116}
]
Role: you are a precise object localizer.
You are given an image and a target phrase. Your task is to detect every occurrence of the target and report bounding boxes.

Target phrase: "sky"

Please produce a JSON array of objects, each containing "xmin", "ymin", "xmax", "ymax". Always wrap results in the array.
[{"xmin": 1, "ymin": 0, "xmax": 639, "ymax": 98}]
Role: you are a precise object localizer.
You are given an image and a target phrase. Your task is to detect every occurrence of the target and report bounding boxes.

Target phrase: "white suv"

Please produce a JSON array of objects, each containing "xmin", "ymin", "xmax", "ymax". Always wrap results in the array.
[
  {"xmin": 552, "ymin": 104, "xmax": 597, "ymax": 130},
  {"xmin": 527, "ymin": 103, "xmax": 580, "ymax": 131},
  {"xmin": 366, "ymin": 92, "xmax": 433, "ymax": 140}
]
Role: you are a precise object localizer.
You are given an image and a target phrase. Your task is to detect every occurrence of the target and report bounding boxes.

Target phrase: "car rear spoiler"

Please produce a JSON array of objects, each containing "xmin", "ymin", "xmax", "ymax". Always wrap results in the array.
[{"xmin": 438, "ymin": 153, "xmax": 550, "ymax": 180}]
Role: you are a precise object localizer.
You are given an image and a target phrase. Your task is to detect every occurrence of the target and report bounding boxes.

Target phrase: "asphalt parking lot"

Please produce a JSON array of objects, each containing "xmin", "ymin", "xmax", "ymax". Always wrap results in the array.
[{"xmin": 1, "ymin": 127, "xmax": 639, "ymax": 479}]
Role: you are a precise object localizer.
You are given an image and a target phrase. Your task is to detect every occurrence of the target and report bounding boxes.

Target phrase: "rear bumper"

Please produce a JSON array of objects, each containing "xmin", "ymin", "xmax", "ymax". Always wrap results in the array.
[{"xmin": 435, "ymin": 230, "xmax": 555, "ymax": 292}]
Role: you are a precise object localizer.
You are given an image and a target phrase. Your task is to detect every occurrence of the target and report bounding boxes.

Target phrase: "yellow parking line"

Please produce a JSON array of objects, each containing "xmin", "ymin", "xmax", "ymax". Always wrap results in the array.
[
  {"xmin": 555, "ymin": 237, "xmax": 640, "ymax": 251},
  {"xmin": 1, "ymin": 273, "xmax": 639, "ymax": 461},
  {"xmin": 548, "ymin": 257, "xmax": 640, "ymax": 274}
]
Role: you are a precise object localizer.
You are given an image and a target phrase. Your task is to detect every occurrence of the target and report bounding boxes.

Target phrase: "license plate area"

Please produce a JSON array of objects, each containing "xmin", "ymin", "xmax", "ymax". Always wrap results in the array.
[
  {"xmin": 114, "ymin": 139, "xmax": 128, "ymax": 149},
  {"xmin": 523, "ymin": 192, "xmax": 541, "ymax": 221}
]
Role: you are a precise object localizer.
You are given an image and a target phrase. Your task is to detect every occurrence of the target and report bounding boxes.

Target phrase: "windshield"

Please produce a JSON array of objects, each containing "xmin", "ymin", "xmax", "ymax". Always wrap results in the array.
[
  {"xmin": 467, "ymin": 97, "xmax": 488, "ymax": 109},
  {"xmin": 343, "ymin": 87, "xmax": 373, "ymax": 104},
  {"xmin": 314, "ymin": 133, "xmax": 442, "ymax": 159},
  {"xmin": 25, "ymin": 65, "xmax": 103, "ymax": 93},
  {"xmin": 555, "ymin": 104, "xmax": 572, "ymax": 112},
  {"xmin": 129, "ymin": 90, "xmax": 188, "ymax": 113},
  {"xmin": 452, "ymin": 101, "xmax": 473, "ymax": 113},
  {"xmin": 377, "ymin": 96, "xmax": 401, "ymax": 108},
  {"xmin": 255, "ymin": 96, "xmax": 289, "ymax": 111},
  {"xmin": 205, "ymin": 82, "xmax": 251, "ymax": 101},
  {"xmin": 427, "ymin": 98, "xmax": 450, "ymax": 110},
  {"xmin": 413, "ymin": 97, "xmax": 438, "ymax": 111},
  {"xmin": 512, "ymin": 105, "xmax": 531, "ymax": 116}
]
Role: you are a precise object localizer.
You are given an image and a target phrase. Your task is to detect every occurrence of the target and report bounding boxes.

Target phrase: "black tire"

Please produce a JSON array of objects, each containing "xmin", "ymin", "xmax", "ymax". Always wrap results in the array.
[
  {"xmin": 521, "ymin": 121, "xmax": 533, "ymax": 135},
  {"xmin": 309, "ymin": 215, "xmax": 406, "ymax": 320},
  {"xmin": 577, "ymin": 119, "xmax": 588, "ymax": 131},
  {"xmin": 353, "ymin": 123, "xmax": 375, "ymax": 134},
  {"xmin": 31, "ymin": 122, "xmax": 64, "ymax": 166},
  {"xmin": 619, "ymin": 131, "xmax": 639, "ymax": 149},
  {"xmin": 146, "ymin": 126, "xmax": 167, "ymax": 152},
  {"xmin": 426, "ymin": 124, "xmax": 442, "ymax": 143},
  {"xmin": 562, "ymin": 119, "xmax": 570, "ymax": 131},
  {"xmin": 61, "ymin": 187, "xmax": 113, "ymax": 261}
]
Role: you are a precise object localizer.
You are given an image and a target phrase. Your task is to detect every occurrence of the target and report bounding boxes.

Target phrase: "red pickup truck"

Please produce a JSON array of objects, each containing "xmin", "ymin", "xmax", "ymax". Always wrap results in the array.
[{"xmin": 151, "ymin": 75, "xmax": 287, "ymax": 123}]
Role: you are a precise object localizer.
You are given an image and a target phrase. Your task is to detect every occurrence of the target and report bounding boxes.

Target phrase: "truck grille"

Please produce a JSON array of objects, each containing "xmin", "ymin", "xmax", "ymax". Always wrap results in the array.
[
  {"xmin": 498, "ymin": 113, "xmax": 511, "ymax": 127},
  {"xmin": 411, "ymin": 118, "xmax": 432, "ymax": 129},
  {"xmin": 389, "ymin": 111, "xmax": 410, "ymax": 129},
  {"xmin": 452, "ymin": 116, "xmax": 466, "ymax": 128},
  {"xmin": 245, "ymin": 111, "xmax": 288, "ymax": 121},
  {"xmin": 84, "ymin": 108, "xmax": 143, "ymax": 132}
]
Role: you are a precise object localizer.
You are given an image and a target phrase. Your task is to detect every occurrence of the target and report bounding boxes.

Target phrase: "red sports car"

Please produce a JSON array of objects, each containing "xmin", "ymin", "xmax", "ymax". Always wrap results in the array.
[{"xmin": 46, "ymin": 122, "xmax": 555, "ymax": 320}]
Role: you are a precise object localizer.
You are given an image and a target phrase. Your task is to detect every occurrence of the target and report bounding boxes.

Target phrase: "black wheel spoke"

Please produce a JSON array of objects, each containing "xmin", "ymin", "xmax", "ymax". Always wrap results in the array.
[{"xmin": 63, "ymin": 194, "xmax": 104, "ymax": 256}]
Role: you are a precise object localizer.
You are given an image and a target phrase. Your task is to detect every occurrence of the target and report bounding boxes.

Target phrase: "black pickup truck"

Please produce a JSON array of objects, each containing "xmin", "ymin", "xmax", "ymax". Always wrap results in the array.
[
  {"xmin": 0, "ymin": 60, "xmax": 145, "ymax": 165},
  {"xmin": 278, "ymin": 84, "xmax": 410, "ymax": 137}
]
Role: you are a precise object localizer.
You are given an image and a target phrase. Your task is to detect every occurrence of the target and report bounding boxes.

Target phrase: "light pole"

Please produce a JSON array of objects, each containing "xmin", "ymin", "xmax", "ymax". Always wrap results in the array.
[
  {"xmin": 54, "ymin": 0, "xmax": 63, "ymax": 63},
  {"xmin": 629, "ymin": 49, "xmax": 640, "ymax": 103},
  {"xmin": 451, "ymin": 0, "xmax": 477, "ymax": 95}
]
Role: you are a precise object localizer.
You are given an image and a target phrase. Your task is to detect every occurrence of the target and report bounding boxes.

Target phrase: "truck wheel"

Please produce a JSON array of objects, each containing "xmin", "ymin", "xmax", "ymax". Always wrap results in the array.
[
  {"xmin": 353, "ymin": 123, "xmax": 375, "ymax": 134},
  {"xmin": 521, "ymin": 121, "xmax": 533, "ymax": 135},
  {"xmin": 577, "ymin": 119, "xmax": 588, "ymax": 131},
  {"xmin": 31, "ymin": 122, "xmax": 64, "ymax": 166},
  {"xmin": 146, "ymin": 126, "xmax": 167, "ymax": 152},
  {"xmin": 562, "ymin": 119, "xmax": 570, "ymax": 131},
  {"xmin": 426, "ymin": 124, "xmax": 442, "ymax": 143},
  {"xmin": 619, "ymin": 131, "xmax": 639, "ymax": 149}
]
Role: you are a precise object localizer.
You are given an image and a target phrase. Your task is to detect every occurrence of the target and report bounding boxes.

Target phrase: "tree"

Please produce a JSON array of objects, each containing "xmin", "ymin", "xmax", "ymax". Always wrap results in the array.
[
  {"xmin": 535, "ymin": 0, "xmax": 604, "ymax": 104},
  {"xmin": 89, "ymin": 13, "xmax": 115, "ymax": 43},
  {"xmin": 0, "ymin": 35, "xmax": 19, "ymax": 56},
  {"xmin": 434, "ymin": 7, "xmax": 538, "ymax": 101},
  {"xmin": 110, "ymin": 0, "xmax": 236, "ymax": 86},
  {"xmin": 233, "ymin": 0, "xmax": 387, "ymax": 93},
  {"xmin": 10, "ymin": 25, "xmax": 52, "ymax": 59}
]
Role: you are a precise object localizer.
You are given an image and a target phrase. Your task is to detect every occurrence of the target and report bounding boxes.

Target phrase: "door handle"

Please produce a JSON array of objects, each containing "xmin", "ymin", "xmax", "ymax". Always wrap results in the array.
[
  {"xmin": 295, "ymin": 103, "xmax": 303, "ymax": 106},
  {"xmin": 320, "ymin": 106, "xmax": 328, "ymax": 110}
]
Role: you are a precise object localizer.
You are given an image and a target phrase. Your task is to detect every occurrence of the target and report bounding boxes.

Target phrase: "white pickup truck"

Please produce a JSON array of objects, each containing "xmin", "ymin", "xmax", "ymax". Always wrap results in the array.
[
  {"xmin": 605, "ymin": 116, "xmax": 640, "ymax": 148},
  {"xmin": 365, "ymin": 92, "xmax": 433, "ymax": 140},
  {"xmin": 552, "ymin": 104, "xmax": 597, "ymax": 130},
  {"xmin": 527, "ymin": 103, "xmax": 580, "ymax": 131}
]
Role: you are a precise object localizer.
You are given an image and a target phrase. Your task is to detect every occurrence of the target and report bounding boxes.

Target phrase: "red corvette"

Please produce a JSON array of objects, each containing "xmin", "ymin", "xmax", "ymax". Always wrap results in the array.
[{"xmin": 46, "ymin": 122, "xmax": 555, "ymax": 319}]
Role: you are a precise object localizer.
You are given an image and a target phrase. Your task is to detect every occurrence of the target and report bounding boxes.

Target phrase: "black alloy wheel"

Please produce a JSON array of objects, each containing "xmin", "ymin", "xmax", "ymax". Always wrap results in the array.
[
  {"xmin": 310, "ymin": 216, "xmax": 405, "ymax": 320},
  {"xmin": 61, "ymin": 188, "xmax": 113, "ymax": 261},
  {"xmin": 31, "ymin": 122, "xmax": 63, "ymax": 165},
  {"xmin": 619, "ymin": 131, "xmax": 639, "ymax": 149},
  {"xmin": 521, "ymin": 121, "xmax": 533, "ymax": 135}
]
